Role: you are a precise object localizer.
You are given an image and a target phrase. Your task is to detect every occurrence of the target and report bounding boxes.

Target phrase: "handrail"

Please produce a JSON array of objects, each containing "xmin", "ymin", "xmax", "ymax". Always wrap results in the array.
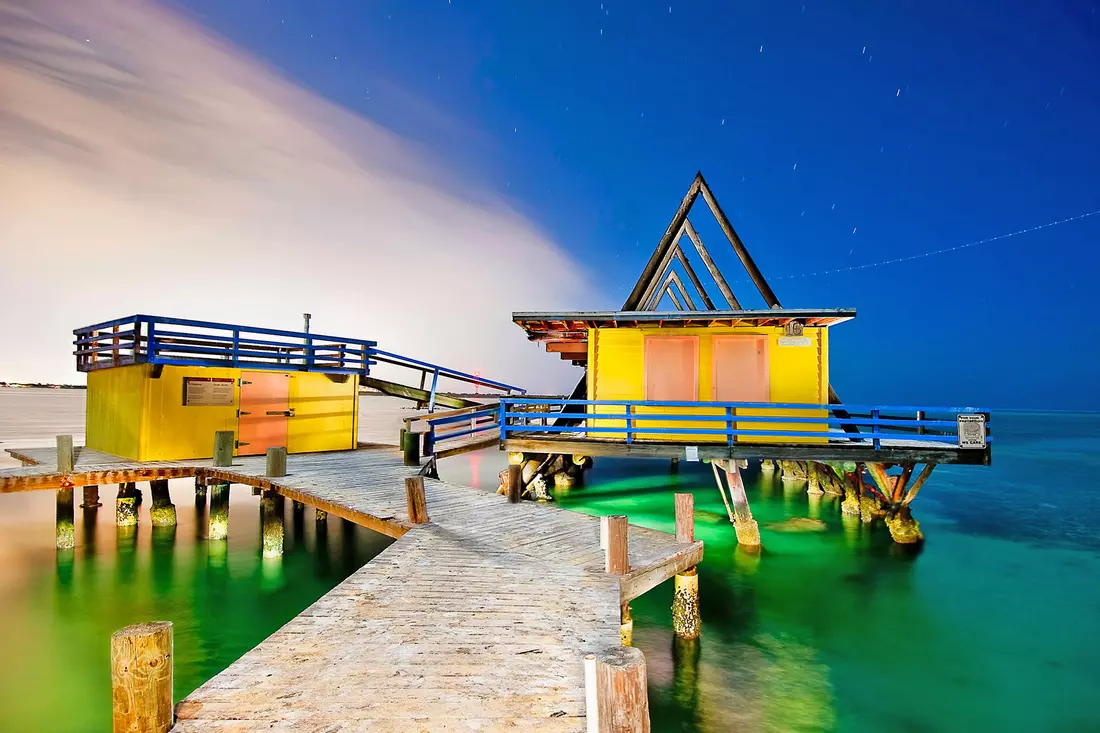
[
  {"xmin": 72, "ymin": 316, "xmax": 527, "ymax": 402},
  {"xmin": 498, "ymin": 398, "xmax": 991, "ymax": 451}
]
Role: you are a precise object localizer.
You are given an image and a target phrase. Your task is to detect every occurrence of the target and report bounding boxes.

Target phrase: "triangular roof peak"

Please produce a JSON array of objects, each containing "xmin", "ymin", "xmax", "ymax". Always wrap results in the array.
[{"xmin": 625, "ymin": 171, "xmax": 783, "ymax": 313}]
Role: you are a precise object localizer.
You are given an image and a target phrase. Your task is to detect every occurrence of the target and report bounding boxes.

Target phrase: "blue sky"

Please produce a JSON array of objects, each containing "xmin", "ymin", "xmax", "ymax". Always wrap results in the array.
[{"xmin": 169, "ymin": 0, "xmax": 1100, "ymax": 409}]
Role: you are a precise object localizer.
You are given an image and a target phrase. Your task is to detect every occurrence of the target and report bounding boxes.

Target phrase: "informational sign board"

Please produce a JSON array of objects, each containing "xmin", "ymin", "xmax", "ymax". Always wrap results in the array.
[
  {"xmin": 956, "ymin": 414, "xmax": 987, "ymax": 449},
  {"xmin": 777, "ymin": 336, "xmax": 812, "ymax": 347},
  {"xmin": 685, "ymin": 446, "xmax": 700, "ymax": 462},
  {"xmin": 183, "ymin": 377, "xmax": 235, "ymax": 406}
]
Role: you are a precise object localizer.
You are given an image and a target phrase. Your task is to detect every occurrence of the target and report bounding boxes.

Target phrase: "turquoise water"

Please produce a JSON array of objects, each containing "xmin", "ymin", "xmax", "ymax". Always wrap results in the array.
[{"xmin": 446, "ymin": 411, "xmax": 1100, "ymax": 732}]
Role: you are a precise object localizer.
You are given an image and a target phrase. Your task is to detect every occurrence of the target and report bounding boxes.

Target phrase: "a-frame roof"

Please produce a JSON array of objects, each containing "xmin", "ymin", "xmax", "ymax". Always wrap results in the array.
[{"xmin": 513, "ymin": 172, "xmax": 855, "ymax": 365}]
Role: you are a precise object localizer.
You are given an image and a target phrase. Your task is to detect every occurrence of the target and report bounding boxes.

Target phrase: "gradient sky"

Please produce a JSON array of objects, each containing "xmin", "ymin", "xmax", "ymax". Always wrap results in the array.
[{"xmin": 4, "ymin": 1, "xmax": 1099, "ymax": 408}]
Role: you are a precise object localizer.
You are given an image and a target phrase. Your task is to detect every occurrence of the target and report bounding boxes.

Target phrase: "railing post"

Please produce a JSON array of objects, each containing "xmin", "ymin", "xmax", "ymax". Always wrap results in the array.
[
  {"xmin": 265, "ymin": 447, "xmax": 287, "ymax": 478},
  {"xmin": 111, "ymin": 621, "xmax": 173, "ymax": 733},
  {"xmin": 146, "ymin": 320, "xmax": 157, "ymax": 363},
  {"xmin": 133, "ymin": 319, "xmax": 142, "ymax": 362},
  {"xmin": 871, "ymin": 408, "xmax": 881, "ymax": 450},
  {"xmin": 360, "ymin": 344, "xmax": 369, "ymax": 375},
  {"xmin": 428, "ymin": 369, "xmax": 440, "ymax": 413},
  {"xmin": 585, "ymin": 646, "xmax": 651, "ymax": 733},
  {"xmin": 112, "ymin": 324, "xmax": 120, "ymax": 367},
  {"xmin": 232, "ymin": 329, "xmax": 240, "ymax": 367},
  {"xmin": 405, "ymin": 476, "xmax": 429, "ymax": 524},
  {"xmin": 604, "ymin": 515, "xmax": 629, "ymax": 574},
  {"xmin": 507, "ymin": 463, "xmax": 523, "ymax": 503},
  {"xmin": 305, "ymin": 336, "xmax": 314, "ymax": 371},
  {"xmin": 402, "ymin": 430, "xmax": 420, "ymax": 467},
  {"xmin": 625, "ymin": 404, "xmax": 633, "ymax": 444},
  {"xmin": 56, "ymin": 434, "xmax": 74, "ymax": 473},
  {"xmin": 213, "ymin": 431, "xmax": 234, "ymax": 467},
  {"xmin": 499, "ymin": 400, "xmax": 507, "ymax": 440},
  {"xmin": 916, "ymin": 410, "xmax": 925, "ymax": 436}
]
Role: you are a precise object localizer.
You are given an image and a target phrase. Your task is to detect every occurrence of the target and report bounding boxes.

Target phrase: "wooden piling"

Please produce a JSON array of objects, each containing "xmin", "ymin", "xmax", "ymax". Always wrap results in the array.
[
  {"xmin": 111, "ymin": 621, "xmax": 173, "ymax": 733},
  {"xmin": 674, "ymin": 493, "xmax": 694, "ymax": 543},
  {"xmin": 149, "ymin": 479, "xmax": 176, "ymax": 527},
  {"xmin": 586, "ymin": 646, "xmax": 651, "ymax": 733},
  {"xmin": 402, "ymin": 430, "xmax": 420, "ymax": 467},
  {"xmin": 266, "ymin": 447, "xmax": 287, "ymax": 478},
  {"xmin": 82, "ymin": 485, "xmax": 102, "ymax": 508},
  {"xmin": 116, "ymin": 483, "xmax": 138, "ymax": 527},
  {"xmin": 604, "ymin": 515, "xmax": 629, "ymax": 574},
  {"xmin": 261, "ymin": 491, "xmax": 283, "ymax": 558},
  {"xmin": 213, "ymin": 431, "xmax": 234, "ymax": 467},
  {"xmin": 671, "ymin": 493, "xmax": 700, "ymax": 639},
  {"xmin": 620, "ymin": 603, "xmax": 633, "ymax": 646},
  {"xmin": 807, "ymin": 462, "xmax": 823, "ymax": 495},
  {"xmin": 56, "ymin": 434, "xmax": 74, "ymax": 473},
  {"xmin": 507, "ymin": 463, "xmax": 523, "ymax": 503},
  {"xmin": 208, "ymin": 483, "xmax": 229, "ymax": 540},
  {"xmin": 56, "ymin": 487, "xmax": 75, "ymax": 550},
  {"xmin": 671, "ymin": 568, "xmax": 700, "ymax": 640},
  {"xmin": 405, "ymin": 476, "xmax": 429, "ymax": 524},
  {"xmin": 724, "ymin": 462, "xmax": 760, "ymax": 548}
]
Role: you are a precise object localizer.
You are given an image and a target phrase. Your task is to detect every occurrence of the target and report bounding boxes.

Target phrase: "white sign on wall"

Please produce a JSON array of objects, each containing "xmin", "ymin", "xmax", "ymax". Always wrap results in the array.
[
  {"xmin": 685, "ymin": 446, "xmax": 700, "ymax": 462},
  {"xmin": 777, "ymin": 336, "xmax": 813, "ymax": 347}
]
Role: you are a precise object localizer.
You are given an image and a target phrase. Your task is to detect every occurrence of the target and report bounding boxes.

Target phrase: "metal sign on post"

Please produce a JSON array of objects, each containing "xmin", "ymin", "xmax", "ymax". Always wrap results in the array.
[{"xmin": 957, "ymin": 414, "xmax": 987, "ymax": 449}]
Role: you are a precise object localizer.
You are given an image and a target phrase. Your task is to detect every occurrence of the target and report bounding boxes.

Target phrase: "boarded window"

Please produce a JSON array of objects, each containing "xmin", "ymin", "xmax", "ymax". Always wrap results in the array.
[
  {"xmin": 644, "ymin": 336, "xmax": 698, "ymax": 401},
  {"xmin": 713, "ymin": 335, "xmax": 769, "ymax": 402}
]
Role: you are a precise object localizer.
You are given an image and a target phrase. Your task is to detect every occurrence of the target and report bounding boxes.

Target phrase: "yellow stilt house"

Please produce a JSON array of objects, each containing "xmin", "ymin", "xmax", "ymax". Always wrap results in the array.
[{"xmin": 514, "ymin": 308, "xmax": 852, "ymax": 444}]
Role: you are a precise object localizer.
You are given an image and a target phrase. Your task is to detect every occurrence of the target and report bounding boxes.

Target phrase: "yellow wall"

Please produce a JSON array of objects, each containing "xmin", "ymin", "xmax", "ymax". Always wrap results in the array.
[
  {"xmin": 87, "ymin": 365, "xmax": 358, "ymax": 460},
  {"xmin": 86, "ymin": 364, "xmax": 149, "ymax": 459},
  {"xmin": 589, "ymin": 325, "xmax": 829, "ymax": 444},
  {"xmin": 142, "ymin": 366, "xmax": 241, "ymax": 461},
  {"xmin": 287, "ymin": 372, "xmax": 358, "ymax": 453}
]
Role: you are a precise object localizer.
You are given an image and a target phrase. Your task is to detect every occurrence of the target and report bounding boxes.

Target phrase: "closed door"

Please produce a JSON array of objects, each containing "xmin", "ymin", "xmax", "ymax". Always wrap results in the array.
[
  {"xmin": 237, "ymin": 371, "xmax": 290, "ymax": 456},
  {"xmin": 644, "ymin": 336, "xmax": 698, "ymax": 401},
  {"xmin": 713, "ymin": 336, "xmax": 768, "ymax": 402}
]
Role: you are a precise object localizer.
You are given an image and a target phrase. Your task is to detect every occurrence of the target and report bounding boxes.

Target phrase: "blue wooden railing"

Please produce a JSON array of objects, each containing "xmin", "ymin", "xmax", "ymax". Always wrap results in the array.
[
  {"xmin": 496, "ymin": 398, "xmax": 991, "ymax": 450},
  {"xmin": 420, "ymin": 403, "xmax": 502, "ymax": 456},
  {"xmin": 73, "ymin": 315, "xmax": 524, "ymax": 395},
  {"xmin": 417, "ymin": 397, "xmax": 991, "ymax": 457}
]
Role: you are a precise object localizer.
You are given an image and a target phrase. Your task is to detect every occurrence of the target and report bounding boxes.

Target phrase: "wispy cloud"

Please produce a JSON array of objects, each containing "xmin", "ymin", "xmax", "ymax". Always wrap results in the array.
[{"xmin": 0, "ymin": 0, "xmax": 594, "ymax": 390}]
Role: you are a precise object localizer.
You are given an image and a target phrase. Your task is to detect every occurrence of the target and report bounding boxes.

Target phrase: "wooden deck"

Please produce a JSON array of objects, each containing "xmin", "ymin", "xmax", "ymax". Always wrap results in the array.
[
  {"xmin": 2, "ymin": 446, "xmax": 702, "ymax": 730},
  {"xmin": 503, "ymin": 432, "xmax": 992, "ymax": 465}
]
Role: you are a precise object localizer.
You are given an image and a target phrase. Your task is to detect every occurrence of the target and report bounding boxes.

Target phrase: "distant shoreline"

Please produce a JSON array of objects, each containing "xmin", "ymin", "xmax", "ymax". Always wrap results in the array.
[{"xmin": 0, "ymin": 383, "xmax": 86, "ymax": 390}]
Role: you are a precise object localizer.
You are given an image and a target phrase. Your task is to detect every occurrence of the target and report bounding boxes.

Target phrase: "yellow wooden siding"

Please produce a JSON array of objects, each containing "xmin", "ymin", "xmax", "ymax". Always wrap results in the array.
[
  {"xmin": 86, "ymin": 364, "xmax": 149, "ymax": 460},
  {"xmin": 287, "ymin": 373, "xmax": 358, "ymax": 453},
  {"xmin": 142, "ymin": 366, "xmax": 241, "ymax": 461},
  {"xmin": 590, "ymin": 325, "xmax": 829, "ymax": 443},
  {"xmin": 86, "ymin": 365, "xmax": 358, "ymax": 460}
]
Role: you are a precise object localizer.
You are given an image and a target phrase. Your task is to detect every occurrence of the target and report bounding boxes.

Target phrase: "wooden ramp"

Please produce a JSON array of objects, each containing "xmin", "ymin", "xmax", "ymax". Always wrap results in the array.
[{"xmin": 2, "ymin": 446, "xmax": 701, "ymax": 731}]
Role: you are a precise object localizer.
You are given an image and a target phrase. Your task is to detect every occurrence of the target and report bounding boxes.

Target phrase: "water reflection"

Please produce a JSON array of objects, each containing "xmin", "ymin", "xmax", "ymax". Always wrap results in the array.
[{"xmin": 0, "ymin": 478, "xmax": 393, "ymax": 732}]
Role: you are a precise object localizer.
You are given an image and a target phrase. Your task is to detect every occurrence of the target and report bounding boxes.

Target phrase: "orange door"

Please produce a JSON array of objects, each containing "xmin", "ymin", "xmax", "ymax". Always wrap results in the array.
[
  {"xmin": 713, "ymin": 336, "xmax": 768, "ymax": 402},
  {"xmin": 238, "ymin": 371, "xmax": 290, "ymax": 456}
]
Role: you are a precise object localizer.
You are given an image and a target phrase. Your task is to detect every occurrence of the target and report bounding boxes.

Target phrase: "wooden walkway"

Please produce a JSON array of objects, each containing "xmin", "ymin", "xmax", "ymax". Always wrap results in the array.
[{"xmin": 2, "ymin": 446, "xmax": 702, "ymax": 731}]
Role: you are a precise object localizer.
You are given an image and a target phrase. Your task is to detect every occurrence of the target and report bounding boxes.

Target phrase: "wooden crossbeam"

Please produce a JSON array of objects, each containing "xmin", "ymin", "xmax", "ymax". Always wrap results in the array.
[
  {"xmin": 682, "ymin": 220, "xmax": 741, "ymax": 309},
  {"xmin": 902, "ymin": 464, "xmax": 936, "ymax": 506}
]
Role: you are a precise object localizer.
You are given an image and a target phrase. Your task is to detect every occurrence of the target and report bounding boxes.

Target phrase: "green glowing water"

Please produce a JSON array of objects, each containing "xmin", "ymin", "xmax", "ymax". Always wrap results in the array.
[
  {"xmin": 543, "ymin": 411, "xmax": 1100, "ymax": 732},
  {"xmin": 0, "ymin": 486, "xmax": 390, "ymax": 733}
]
